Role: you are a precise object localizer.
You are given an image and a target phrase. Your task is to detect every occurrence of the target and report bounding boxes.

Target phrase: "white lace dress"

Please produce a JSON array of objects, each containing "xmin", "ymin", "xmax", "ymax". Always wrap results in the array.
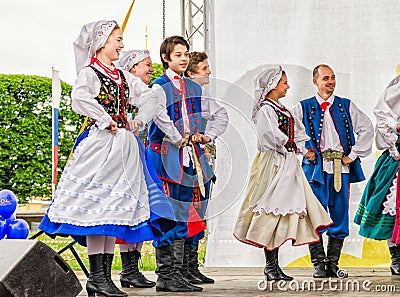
[
  {"xmin": 234, "ymin": 100, "xmax": 332, "ymax": 250},
  {"xmin": 40, "ymin": 64, "xmax": 176, "ymax": 244}
]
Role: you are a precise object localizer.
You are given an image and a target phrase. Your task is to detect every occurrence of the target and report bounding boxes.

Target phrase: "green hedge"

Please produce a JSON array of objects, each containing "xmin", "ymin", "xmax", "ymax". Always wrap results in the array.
[{"xmin": 0, "ymin": 74, "xmax": 81, "ymax": 203}]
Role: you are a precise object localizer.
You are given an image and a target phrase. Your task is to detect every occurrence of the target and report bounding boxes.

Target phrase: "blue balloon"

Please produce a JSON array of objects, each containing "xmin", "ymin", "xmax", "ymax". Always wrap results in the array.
[
  {"xmin": 0, "ymin": 190, "xmax": 18, "ymax": 219},
  {"xmin": 6, "ymin": 219, "xmax": 29, "ymax": 239},
  {"xmin": 0, "ymin": 220, "xmax": 6, "ymax": 239},
  {"xmin": 6, "ymin": 213, "xmax": 16, "ymax": 223}
]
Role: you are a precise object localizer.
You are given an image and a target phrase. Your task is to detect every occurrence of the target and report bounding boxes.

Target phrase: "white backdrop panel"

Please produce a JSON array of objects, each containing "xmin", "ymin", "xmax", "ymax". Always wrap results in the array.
[{"xmin": 205, "ymin": 0, "xmax": 400, "ymax": 267}]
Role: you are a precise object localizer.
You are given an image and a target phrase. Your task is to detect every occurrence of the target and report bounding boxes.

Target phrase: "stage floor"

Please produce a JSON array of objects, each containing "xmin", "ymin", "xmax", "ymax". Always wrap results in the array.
[{"xmin": 75, "ymin": 267, "xmax": 400, "ymax": 296}]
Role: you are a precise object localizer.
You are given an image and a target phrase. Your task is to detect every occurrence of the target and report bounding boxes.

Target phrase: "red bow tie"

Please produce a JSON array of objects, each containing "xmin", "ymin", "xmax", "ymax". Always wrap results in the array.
[
  {"xmin": 174, "ymin": 75, "xmax": 183, "ymax": 80},
  {"xmin": 320, "ymin": 101, "xmax": 330, "ymax": 111},
  {"xmin": 174, "ymin": 75, "xmax": 185, "ymax": 93}
]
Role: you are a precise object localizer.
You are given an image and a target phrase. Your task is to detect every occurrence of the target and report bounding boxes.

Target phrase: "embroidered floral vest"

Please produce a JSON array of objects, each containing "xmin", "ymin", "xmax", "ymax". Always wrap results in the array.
[
  {"xmin": 89, "ymin": 66, "xmax": 130, "ymax": 129},
  {"xmin": 260, "ymin": 99, "xmax": 297, "ymax": 152}
]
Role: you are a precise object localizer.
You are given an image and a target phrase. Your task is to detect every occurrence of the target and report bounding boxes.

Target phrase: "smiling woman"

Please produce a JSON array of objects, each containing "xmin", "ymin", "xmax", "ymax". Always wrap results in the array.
[{"xmin": 38, "ymin": 19, "xmax": 180, "ymax": 297}]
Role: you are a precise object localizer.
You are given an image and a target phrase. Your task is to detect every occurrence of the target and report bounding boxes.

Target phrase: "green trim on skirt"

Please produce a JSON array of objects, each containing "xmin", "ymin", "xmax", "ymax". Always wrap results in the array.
[{"xmin": 354, "ymin": 152, "xmax": 399, "ymax": 240}]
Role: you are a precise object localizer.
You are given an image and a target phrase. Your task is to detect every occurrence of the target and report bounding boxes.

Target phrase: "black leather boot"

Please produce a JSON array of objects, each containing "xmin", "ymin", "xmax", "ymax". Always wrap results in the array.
[
  {"xmin": 274, "ymin": 248, "xmax": 293, "ymax": 280},
  {"xmin": 103, "ymin": 254, "xmax": 127, "ymax": 297},
  {"xmin": 309, "ymin": 236, "xmax": 327, "ymax": 278},
  {"xmin": 155, "ymin": 244, "xmax": 194, "ymax": 292},
  {"xmin": 173, "ymin": 239, "xmax": 203, "ymax": 291},
  {"xmin": 188, "ymin": 242, "xmax": 214, "ymax": 283},
  {"xmin": 263, "ymin": 248, "xmax": 281, "ymax": 280},
  {"xmin": 120, "ymin": 250, "xmax": 156, "ymax": 288},
  {"xmin": 389, "ymin": 246, "xmax": 400, "ymax": 275},
  {"xmin": 326, "ymin": 237, "xmax": 346, "ymax": 278},
  {"xmin": 181, "ymin": 244, "xmax": 202, "ymax": 284},
  {"xmin": 86, "ymin": 253, "xmax": 124, "ymax": 297}
]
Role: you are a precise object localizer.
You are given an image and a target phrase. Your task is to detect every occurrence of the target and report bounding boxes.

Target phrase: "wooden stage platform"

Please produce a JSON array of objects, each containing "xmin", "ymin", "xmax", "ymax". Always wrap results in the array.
[{"xmin": 75, "ymin": 267, "xmax": 400, "ymax": 296}]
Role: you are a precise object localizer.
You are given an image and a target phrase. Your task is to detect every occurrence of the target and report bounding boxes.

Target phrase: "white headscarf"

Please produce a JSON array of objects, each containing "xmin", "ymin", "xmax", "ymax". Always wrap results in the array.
[
  {"xmin": 73, "ymin": 20, "xmax": 118, "ymax": 74},
  {"xmin": 115, "ymin": 50, "xmax": 151, "ymax": 71},
  {"xmin": 251, "ymin": 66, "xmax": 283, "ymax": 123}
]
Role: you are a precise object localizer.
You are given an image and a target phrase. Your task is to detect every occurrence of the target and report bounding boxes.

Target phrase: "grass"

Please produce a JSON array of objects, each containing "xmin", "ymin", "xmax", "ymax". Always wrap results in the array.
[{"xmin": 31, "ymin": 232, "xmax": 207, "ymax": 271}]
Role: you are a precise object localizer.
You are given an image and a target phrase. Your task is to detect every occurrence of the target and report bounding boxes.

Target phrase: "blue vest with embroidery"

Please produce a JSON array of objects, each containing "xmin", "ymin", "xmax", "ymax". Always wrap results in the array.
[
  {"xmin": 147, "ymin": 74, "xmax": 213, "ymax": 183},
  {"xmin": 300, "ymin": 96, "xmax": 365, "ymax": 184}
]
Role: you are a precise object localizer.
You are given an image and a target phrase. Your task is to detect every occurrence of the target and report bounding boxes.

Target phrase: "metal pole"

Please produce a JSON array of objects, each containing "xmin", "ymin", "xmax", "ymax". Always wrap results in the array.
[
  {"xmin": 162, "ymin": 0, "xmax": 166, "ymax": 39},
  {"xmin": 181, "ymin": 0, "xmax": 186, "ymax": 37},
  {"xmin": 188, "ymin": 1, "xmax": 193, "ymax": 47},
  {"xmin": 203, "ymin": 0, "xmax": 208, "ymax": 52}
]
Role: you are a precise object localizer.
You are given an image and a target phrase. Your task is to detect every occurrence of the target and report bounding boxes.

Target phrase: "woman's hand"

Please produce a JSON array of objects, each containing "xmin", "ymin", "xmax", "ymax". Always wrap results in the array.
[
  {"xmin": 108, "ymin": 120, "xmax": 118, "ymax": 134},
  {"xmin": 128, "ymin": 119, "xmax": 143, "ymax": 132}
]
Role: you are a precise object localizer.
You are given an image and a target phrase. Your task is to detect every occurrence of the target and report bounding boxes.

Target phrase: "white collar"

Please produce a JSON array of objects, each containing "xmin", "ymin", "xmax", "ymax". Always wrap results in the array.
[
  {"xmin": 166, "ymin": 68, "xmax": 183, "ymax": 81},
  {"xmin": 316, "ymin": 93, "xmax": 334, "ymax": 105}
]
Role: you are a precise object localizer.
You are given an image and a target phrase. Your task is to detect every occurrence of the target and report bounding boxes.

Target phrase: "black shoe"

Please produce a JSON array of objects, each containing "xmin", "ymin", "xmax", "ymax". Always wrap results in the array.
[
  {"xmin": 191, "ymin": 269, "xmax": 215, "ymax": 283},
  {"xmin": 155, "ymin": 244, "xmax": 197, "ymax": 292},
  {"xmin": 263, "ymin": 248, "xmax": 281, "ymax": 280},
  {"xmin": 276, "ymin": 266, "xmax": 293, "ymax": 281},
  {"xmin": 183, "ymin": 271, "xmax": 203, "ymax": 284},
  {"xmin": 181, "ymin": 244, "xmax": 203, "ymax": 284},
  {"xmin": 156, "ymin": 275, "xmax": 196, "ymax": 292},
  {"xmin": 173, "ymin": 240, "xmax": 202, "ymax": 291},
  {"xmin": 120, "ymin": 250, "xmax": 156, "ymax": 288},
  {"xmin": 389, "ymin": 246, "xmax": 400, "ymax": 275},
  {"xmin": 309, "ymin": 236, "xmax": 327, "ymax": 278},
  {"xmin": 86, "ymin": 253, "xmax": 126, "ymax": 297},
  {"xmin": 326, "ymin": 237, "xmax": 346, "ymax": 278},
  {"xmin": 103, "ymin": 253, "xmax": 128, "ymax": 297},
  {"xmin": 274, "ymin": 249, "xmax": 293, "ymax": 280},
  {"xmin": 313, "ymin": 263, "xmax": 327, "ymax": 278},
  {"xmin": 188, "ymin": 243, "xmax": 214, "ymax": 283},
  {"xmin": 174, "ymin": 273, "xmax": 203, "ymax": 291},
  {"xmin": 326, "ymin": 262, "xmax": 340, "ymax": 278}
]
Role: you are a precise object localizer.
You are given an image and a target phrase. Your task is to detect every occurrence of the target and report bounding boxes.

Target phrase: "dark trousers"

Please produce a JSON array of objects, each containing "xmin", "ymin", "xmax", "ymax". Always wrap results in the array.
[{"xmin": 153, "ymin": 164, "xmax": 210, "ymax": 248}]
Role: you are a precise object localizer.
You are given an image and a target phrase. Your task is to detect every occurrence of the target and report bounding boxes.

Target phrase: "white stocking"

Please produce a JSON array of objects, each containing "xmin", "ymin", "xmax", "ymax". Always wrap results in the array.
[{"xmin": 87, "ymin": 235, "xmax": 106, "ymax": 255}]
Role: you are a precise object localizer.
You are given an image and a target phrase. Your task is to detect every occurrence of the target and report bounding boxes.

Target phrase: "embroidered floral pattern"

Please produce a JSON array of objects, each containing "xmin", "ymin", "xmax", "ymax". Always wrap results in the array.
[
  {"xmin": 89, "ymin": 66, "xmax": 131, "ymax": 129},
  {"xmin": 94, "ymin": 21, "xmax": 116, "ymax": 41},
  {"xmin": 260, "ymin": 99, "xmax": 297, "ymax": 152}
]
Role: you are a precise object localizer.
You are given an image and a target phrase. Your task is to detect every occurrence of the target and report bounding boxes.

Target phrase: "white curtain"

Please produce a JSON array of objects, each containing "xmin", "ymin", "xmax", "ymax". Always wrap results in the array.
[{"xmin": 205, "ymin": 0, "xmax": 400, "ymax": 267}]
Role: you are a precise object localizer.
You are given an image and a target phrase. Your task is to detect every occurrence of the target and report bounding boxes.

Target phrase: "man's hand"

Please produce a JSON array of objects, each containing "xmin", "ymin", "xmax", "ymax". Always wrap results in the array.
[
  {"xmin": 202, "ymin": 145, "xmax": 212, "ymax": 162},
  {"xmin": 305, "ymin": 151, "xmax": 316, "ymax": 162},
  {"xmin": 393, "ymin": 155, "xmax": 400, "ymax": 161},
  {"xmin": 177, "ymin": 138, "xmax": 188, "ymax": 148},
  {"xmin": 191, "ymin": 133, "xmax": 211, "ymax": 144},
  {"xmin": 342, "ymin": 155, "xmax": 354, "ymax": 166},
  {"xmin": 201, "ymin": 135, "xmax": 212, "ymax": 144}
]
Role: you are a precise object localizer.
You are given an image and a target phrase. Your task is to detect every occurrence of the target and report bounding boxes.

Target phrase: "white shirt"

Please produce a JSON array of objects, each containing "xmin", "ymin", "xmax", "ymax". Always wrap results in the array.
[
  {"xmin": 72, "ymin": 64, "xmax": 181, "ymax": 141},
  {"xmin": 255, "ymin": 100, "xmax": 309, "ymax": 154},
  {"xmin": 153, "ymin": 68, "xmax": 229, "ymax": 167},
  {"xmin": 292, "ymin": 94, "xmax": 373, "ymax": 174},
  {"xmin": 374, "ymin": 76, "xmax": 400, "ymax": 157},
  {"xmin": 317, "ymin": 94, "xmax": 345, "ymax": 154}
]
